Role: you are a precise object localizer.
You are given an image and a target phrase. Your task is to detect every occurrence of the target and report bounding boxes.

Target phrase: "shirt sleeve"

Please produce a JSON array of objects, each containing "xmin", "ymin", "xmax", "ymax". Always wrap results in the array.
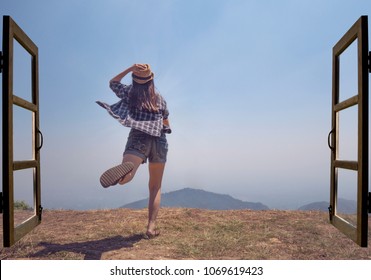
[
  {"xmin": 161, "ymin": 99, "xmax": 169, "ymax": 119},
  {"xmin": 161, "ymin": 98, "xmax": 172, "ymax": 134},
  {"xmin": 109, "ymin": 81, "xmax": 131, "ymax": 99}
]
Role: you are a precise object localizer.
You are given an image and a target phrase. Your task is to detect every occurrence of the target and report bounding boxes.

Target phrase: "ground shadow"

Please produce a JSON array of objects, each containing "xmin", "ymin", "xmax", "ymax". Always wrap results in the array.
[{"xmin": 29, "ymin": 234, "xmax": 145, "ymax": 260}]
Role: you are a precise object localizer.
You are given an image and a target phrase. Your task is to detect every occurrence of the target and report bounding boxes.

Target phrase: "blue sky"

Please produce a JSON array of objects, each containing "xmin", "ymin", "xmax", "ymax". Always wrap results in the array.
[{"xmin": 1, "ymin": 0, "xmax": 370, "ymax": 210}]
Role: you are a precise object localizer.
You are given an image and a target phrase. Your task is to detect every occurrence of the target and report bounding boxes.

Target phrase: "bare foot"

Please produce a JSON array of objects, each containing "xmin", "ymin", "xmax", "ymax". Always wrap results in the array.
[{"xmin": 145, "ymin": 229, "xmax": 160, "ymax": 239}]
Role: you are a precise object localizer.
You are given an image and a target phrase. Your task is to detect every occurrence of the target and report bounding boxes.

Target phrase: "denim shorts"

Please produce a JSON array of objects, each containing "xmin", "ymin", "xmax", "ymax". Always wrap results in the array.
[{"xmin": 124, "ymin": 129, "xmax": 168, "ymax": 163}]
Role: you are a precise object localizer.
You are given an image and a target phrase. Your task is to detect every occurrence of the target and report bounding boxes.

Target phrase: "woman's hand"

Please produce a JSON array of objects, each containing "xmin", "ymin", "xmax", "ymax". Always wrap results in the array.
[{"xmin": 132, "ymin": 63, "xmax": 148, "ymax": 73}]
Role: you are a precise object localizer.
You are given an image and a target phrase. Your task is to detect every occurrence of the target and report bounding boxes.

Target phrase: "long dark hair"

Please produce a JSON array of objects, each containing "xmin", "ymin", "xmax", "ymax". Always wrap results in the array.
[{"xmin": 129, "ymin": 80, "xmax": 159, "ymax": 112}]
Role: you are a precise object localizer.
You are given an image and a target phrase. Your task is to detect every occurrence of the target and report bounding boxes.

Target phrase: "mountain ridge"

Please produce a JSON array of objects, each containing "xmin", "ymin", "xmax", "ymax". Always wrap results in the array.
[{"xmin": 121, "ymin": 187, "xmax": 269, "ymax": 210}]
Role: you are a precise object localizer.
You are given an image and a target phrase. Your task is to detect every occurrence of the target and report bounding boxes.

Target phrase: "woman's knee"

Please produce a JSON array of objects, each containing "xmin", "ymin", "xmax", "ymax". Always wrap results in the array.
[{"xmin": 148, "ymin": 181, "xmax": 162, "ymax": 192}]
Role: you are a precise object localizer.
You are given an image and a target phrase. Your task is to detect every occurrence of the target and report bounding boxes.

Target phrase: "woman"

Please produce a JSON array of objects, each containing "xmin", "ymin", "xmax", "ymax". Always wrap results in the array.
[{"xmin": 97, "ymin": 63, "xmax": 171, "ymax": 239}]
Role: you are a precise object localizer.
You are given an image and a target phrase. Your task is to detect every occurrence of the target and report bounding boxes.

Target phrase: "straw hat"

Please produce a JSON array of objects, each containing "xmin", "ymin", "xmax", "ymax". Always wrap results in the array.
[{"xmin": 132, "ymin": 64, "xmax": 154, "ymax": 84}]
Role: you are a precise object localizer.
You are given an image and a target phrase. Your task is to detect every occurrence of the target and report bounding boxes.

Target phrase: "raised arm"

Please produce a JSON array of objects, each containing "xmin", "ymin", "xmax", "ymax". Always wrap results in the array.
[{"xmin": 110, "ymin": 65, "xmax": 135, "ymax": 83}]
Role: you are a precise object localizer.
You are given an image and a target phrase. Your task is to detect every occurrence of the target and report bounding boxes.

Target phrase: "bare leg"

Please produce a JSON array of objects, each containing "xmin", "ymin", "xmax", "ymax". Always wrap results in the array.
[
  {"xmin": 146, "ymin": 162, "xmax": 165, "ymax": 236},
  {"xmin": 118, "ymin": 154, "xmax": 143, "ymax": 185}
]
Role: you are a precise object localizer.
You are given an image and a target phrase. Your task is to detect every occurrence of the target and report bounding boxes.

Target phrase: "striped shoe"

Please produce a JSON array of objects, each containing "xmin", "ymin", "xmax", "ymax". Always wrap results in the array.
[{"xmin": 100, "ymin": 162, "xmax": 134, "ymax": 188}]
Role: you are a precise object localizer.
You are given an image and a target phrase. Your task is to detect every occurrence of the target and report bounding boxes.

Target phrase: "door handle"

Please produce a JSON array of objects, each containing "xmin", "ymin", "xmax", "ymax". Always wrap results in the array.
[
  {"xmin": 327, "ymin": 128, "xmax": 335, "ymax": 151},
  {"xmin": 36, "ymin": 128, "xmax": 43, "ymax": 151}
]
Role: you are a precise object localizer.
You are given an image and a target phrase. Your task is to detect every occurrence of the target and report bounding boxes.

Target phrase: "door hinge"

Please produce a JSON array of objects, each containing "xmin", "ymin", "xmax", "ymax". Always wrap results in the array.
[
  {"xmin": 368, "ymin": 192, "xmax": 371, "ymax": 213},
  {"xmin": 328, "ymin": 205, "xmax": 333, "ymax": 221},
  {"xmin": 39, "ymin": 205, "xmax": 43, "ymax": 220},
  {"xmin": 0, "ymin": 51, "xmax": 3, "ymax": 73}
]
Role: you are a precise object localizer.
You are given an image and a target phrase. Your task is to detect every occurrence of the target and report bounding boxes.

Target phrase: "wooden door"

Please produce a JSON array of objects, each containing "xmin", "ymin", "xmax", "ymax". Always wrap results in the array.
[{"xmin": 329, "ymin": 15, "xmax": 369, "ymax": 247}]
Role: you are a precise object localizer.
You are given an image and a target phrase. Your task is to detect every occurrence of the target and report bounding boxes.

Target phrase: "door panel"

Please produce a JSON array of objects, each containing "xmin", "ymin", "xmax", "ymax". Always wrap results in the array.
[{"xmin": 1, "ymin": 16, "xmax": 42, "ymax": 247}]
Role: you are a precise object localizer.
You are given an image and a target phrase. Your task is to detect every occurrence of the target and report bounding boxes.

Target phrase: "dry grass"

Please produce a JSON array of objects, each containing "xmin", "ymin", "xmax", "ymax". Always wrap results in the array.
[{"xmin": 0, "ymin": 208, "xmax": 370, "ymax": 260}]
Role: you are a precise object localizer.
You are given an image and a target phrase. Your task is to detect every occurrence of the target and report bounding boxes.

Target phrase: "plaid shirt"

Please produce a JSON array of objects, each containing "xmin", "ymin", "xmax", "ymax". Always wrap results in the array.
[{"xmin": 97, "ymin": 81, "xmax": 171, "ymax": 137}]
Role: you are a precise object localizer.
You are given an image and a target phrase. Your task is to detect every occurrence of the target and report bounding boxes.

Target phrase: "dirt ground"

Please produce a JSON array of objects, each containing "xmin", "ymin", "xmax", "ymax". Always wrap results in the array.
[{"xmin": 0, "ymin": 208, "xmax": 370, "ymax": 260}]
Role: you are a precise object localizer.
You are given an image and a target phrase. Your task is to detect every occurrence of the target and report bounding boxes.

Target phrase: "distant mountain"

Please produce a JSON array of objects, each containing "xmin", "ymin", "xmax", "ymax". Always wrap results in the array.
[
  {"xmin": 298, "ymin": 198, "xmax": 357, "ymax": 214},
  {"xmin": 298, "ymin": 201, "xmax": 329, "ymax": 212},
  {"xmin": 121, "ymin": 188, "xmax": 269, "ymax": 210}
]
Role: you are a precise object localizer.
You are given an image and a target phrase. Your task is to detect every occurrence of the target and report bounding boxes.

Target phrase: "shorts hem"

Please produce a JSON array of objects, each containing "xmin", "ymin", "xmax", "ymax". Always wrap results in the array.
[{"xmin": 123, "ymin": 150, "xmax": 146, "ymax": 162}]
